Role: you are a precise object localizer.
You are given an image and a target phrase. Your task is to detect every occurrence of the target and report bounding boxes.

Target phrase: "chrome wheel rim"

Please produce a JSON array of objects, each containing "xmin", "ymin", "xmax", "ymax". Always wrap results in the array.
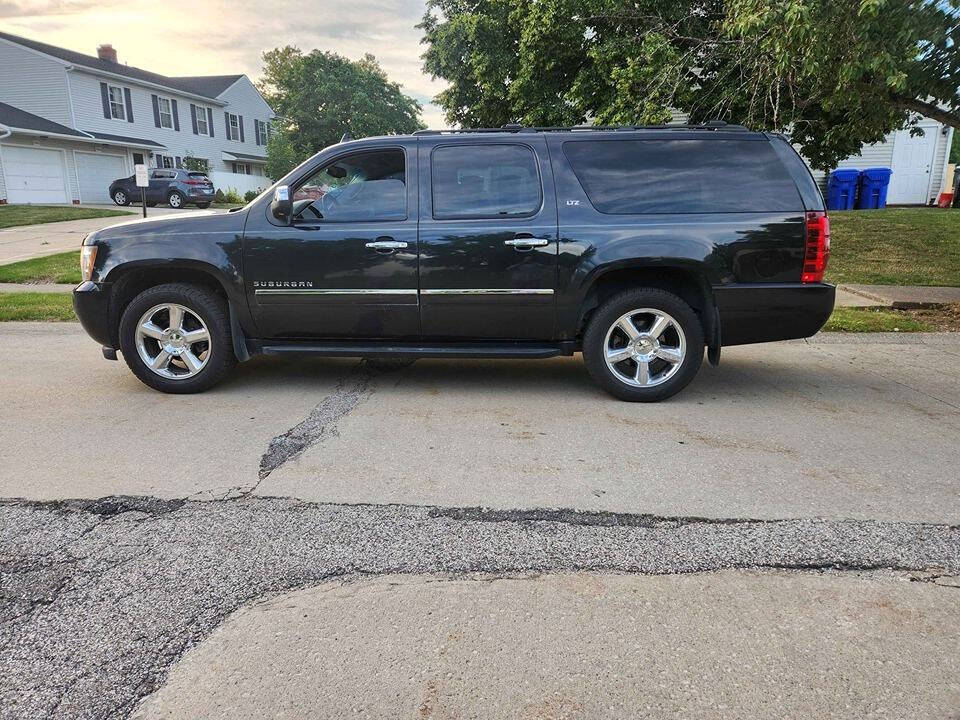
[
  {"xmin": 169, "ymin": 194, "xmax": 182, "ymax": 208},
  {"xmin": 603, "ymin": 308, "xmax": 686, "ymax": 387},
  {"xmin": 135, "ymin": 303, "xmax": 211, "ymax": 380},
  {"xmin": 115, "ymin": 191, "xmax": 126, "ymax": 204}
]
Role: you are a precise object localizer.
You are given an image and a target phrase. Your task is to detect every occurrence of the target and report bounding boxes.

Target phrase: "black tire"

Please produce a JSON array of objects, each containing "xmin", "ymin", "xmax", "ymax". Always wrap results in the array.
[
  {"xmin": 112, "ymin": 189, "xmax": 130, "ymax": 206},
  {"xmin": 195, "ymin": 202, "xmax": 211, "ymax": 209},
  {"xmin": 118, "ymin": 283, "xmax": 236, "ymax": 394},
  {"xmin": 167, "ymin": 190, "xmax": 185, "ymax": 209},
  {"xmin": 582, "ymin": 288, "xmax": 704, "ymax": 402}
]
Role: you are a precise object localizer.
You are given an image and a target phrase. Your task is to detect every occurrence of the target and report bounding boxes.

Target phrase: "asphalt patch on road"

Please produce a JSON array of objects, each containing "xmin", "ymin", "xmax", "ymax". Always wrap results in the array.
[
  {"xmin": 257, "ymin": 358, "xmax": 414, "ymax": 480},
  {"xmin": 1, "ymin": 496, "xmax": 958, "ymax": 719}
]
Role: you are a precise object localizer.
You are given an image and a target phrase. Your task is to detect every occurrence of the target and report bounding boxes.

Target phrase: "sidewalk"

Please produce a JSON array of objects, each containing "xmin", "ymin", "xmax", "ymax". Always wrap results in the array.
[
  {"xmin": 838, "ymin": 283, "xmax": 960, "ymax": 308},
  {"xmin": 0, "ymin": 206, "xmax": 223, "ymax": 265},
  {"xmin": 0, "ymin": 283, "xmax": 75, "ymax": 293}
]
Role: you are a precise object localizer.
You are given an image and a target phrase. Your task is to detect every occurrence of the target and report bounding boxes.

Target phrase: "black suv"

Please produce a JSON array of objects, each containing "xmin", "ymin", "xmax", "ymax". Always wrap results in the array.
[
  {"xmin": 75, "ymin": 123, "xmax": 834, "ymax": 401},
  {"xmin": 109, "ymin": 168, "xmax": 215, "ymax": 209}
]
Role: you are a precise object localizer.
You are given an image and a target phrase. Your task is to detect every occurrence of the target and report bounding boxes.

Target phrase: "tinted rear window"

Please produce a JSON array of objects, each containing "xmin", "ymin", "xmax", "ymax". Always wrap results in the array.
[{"xmin": 563, "ymin": 139, "xmax": 801, "ymax": 214}]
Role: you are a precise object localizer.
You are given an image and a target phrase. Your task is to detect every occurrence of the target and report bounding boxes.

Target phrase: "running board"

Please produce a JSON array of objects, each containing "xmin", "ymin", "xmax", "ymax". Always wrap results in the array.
[{"xmin": 253, "ymin": 340, "xmax": 577, "ymax": 359}]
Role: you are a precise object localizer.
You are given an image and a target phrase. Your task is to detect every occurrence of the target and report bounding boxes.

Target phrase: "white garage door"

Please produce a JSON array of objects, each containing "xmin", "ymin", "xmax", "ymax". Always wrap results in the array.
[
  {"xmin": 75, "ymin": 151, "xmax": 127, "ymax": 204},
  {"xmin": 2, "ymin": 146, "xmax": 68, "ymax": 204}
]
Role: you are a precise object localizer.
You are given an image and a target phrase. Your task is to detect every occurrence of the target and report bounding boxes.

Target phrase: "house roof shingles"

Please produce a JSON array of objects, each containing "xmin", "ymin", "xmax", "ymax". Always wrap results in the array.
[
  {"xmin": 0, "ymin": 101, "xmax": 88, "ymax": 137},
  {"xmin": 167, "ymin": 75, "xmax": 243, "ymax": 98},
  {"xmin": 0, "ymin": 31, "xmax": 238, "ymax": 100}
]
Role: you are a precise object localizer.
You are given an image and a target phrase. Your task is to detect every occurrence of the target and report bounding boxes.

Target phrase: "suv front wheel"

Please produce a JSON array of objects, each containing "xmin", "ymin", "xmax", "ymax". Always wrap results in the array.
[
  {"xmin": 112, "ymin": 189, "xmax": 129, "ymax": 206},
  {"xmin": 583, "ymin": 288, "xmax": 704, "ymax": 402},
  {"xmin": 167, "ymin": 190, "xmax": 185, "ymax": 209},
  {"xmin": 118, "ymin": 283, "xmax": 236, "ymax": 393}
]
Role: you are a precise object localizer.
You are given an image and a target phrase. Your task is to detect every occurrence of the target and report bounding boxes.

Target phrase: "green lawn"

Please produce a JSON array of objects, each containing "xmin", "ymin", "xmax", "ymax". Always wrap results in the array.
[
  {"xmin": 0, "ymin": 205, "xmax": 132, "ymax": 229},
  {"xmin": 822, "ymin": 307, "xmax": 932, "ymax": 332},
  {"xmin": 827, "ymin": 208, "xmax": 960, "ymax": 286},
  {"xmin": 0, "ymin": 292, "xmax": 76, "ymax": 321},
  {"xmin": 0, "ymin": 251, "xmax": 80, "ymax": 284}
]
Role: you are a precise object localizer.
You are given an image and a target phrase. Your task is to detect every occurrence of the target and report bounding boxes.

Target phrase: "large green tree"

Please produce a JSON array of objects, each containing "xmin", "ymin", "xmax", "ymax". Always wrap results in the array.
[
  {"xmin": 420, "ymin": 0, "xmax": 960, "ymax": 169},
  {"xmin": 260, "ymin": 47, "xmax": 424, "ymax": 178}
]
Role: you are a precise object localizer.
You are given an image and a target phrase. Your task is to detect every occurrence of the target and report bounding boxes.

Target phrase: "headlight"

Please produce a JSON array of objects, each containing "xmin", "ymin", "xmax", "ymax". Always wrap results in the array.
[{"xmin": 80, "ymin": 245, "xmax": 98, "ymax": 282}]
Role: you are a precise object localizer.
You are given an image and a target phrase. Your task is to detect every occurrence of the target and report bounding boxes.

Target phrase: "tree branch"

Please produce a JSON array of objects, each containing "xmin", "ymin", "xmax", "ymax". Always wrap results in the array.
[{"xmin": 890, "ymin": 95, "xmax": 960, "ymax": 129}]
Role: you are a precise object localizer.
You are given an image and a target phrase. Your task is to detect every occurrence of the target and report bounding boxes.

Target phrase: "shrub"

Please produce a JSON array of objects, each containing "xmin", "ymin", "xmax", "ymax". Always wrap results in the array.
[
  {"xmin": 218, "ymin": 188, "xmax": 244, "ymax": 204},
  {"xmin": 244, "ymin": 190, "xmax": 259, "ymax": 202},
  {"xmin": 214, "ymin": 189, "xmax": 226, "ymax": 203}
]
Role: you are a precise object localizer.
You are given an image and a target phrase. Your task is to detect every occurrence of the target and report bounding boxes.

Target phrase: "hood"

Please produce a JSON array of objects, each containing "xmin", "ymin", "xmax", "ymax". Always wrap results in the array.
[{"xmin": 84, "ymin": 209, "xmax": 247, "ymax": 245}]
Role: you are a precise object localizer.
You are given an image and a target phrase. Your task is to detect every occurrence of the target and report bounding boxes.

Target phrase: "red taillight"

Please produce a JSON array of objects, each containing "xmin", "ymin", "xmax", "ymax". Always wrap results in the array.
[
  {"xmin": 185, "ymin": 179, "xmax": 207, "ymax": 186},
  {"xmin": 802, "ymin": 210, "xmax": 830, "ymax": 283}
]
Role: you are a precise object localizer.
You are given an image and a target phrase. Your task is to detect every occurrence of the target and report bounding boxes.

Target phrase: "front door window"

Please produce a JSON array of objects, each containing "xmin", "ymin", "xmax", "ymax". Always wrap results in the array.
[{"xmin": 293, "ymin": 150, "xmax": 406, "ymax": 223}]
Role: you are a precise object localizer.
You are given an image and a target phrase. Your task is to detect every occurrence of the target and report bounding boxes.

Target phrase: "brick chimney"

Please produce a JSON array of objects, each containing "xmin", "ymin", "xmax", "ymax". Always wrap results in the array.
[{"xmin": 97, "ymin": 44, "xmax": 117, "ymax": 63}]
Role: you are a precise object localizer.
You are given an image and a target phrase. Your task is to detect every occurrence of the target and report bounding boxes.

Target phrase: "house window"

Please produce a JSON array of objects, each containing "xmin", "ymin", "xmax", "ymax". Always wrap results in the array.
[
  {"xmin": 157, "ymin": 97, "xmax": 173, "ymax": 129},
  {"xmin": 108, "ymin": 85, "xmax": 125, "ymax": 120},
  {"xmin": 255, "ymin": 119, "xmax": 272, "ymax": 146},
  {"xmin": 228, "ymin": 113, "xmax": 240, "ymax": 141},
  {"xmin": 194, "ymin": 105, "xmax": 208, "ymax": 135},
  {"xmin": 156, "ymin": 154, "xmax": 175, "ymax": 169},
  {"xmin": 232, "ymin": 162, "xmax": 250, "ymax": 175}
]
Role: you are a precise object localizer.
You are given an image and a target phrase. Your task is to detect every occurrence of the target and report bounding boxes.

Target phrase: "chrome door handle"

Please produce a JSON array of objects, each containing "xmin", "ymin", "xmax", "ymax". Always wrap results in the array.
[
  {"xmin": 504, "ymin": 238, "xmax": 549, "ymax": 248},
  {"xmin": 365, "ymin": 240, "xmax": 408, "ymax": 250}
]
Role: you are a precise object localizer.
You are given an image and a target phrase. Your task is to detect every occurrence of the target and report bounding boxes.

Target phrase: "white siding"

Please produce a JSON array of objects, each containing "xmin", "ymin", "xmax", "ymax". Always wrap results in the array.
[
  {"xmin": 0, "ymin": 147, "xmax": 6, "ymax": 201},
  {"xmin": 806, "ymin": 131, "xmax": 897, "ymax": 193},
  {"xmin": 806, "ymin": 120, "xmax": 950, "ymax": 204},
  {"xmin": 215, "ymin": 77, "xmax": 275, "ymax": 172},
  {"xmin": 210, "ymin": 170, "xmax": 271, "ymax": 196},
  {"xmin": 0, "ymin": 40, "xmax": 72, "ymax": 127},
  {"xmin": 68, "ymin": 70, "xmax": 272, "ymax": 174}
]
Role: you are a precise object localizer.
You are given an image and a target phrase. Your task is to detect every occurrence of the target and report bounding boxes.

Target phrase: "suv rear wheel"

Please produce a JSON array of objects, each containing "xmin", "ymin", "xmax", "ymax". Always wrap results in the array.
[
  {"xmin": 118, "ymin": 283, "xmax": 236, "ymax": 394},
  {"xmin": 167, "ymin": 190, "xmax": 185, "ymax": 209},
  {"xmin": 583, "ymin": 288, "xmax": 704, "ymax": 402}
]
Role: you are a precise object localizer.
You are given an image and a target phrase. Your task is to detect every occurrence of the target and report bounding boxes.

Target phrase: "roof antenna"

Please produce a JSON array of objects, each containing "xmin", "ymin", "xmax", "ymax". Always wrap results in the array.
[{"xmin": 340, "ymin": 131, "xmax": 352, "ymax": 143}]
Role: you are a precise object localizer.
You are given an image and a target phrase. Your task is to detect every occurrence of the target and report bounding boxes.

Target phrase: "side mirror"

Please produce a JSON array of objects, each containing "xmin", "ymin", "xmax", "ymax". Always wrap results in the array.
[{"xmin": 271, "ymin": 185, "xmax": 292, "ymax": 224}]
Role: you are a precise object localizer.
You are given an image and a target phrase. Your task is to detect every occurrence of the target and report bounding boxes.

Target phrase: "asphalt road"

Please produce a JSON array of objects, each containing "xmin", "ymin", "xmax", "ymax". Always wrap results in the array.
[{"xmin": 1, "ymin": 322, "xmax": 959, "ymax": 718}]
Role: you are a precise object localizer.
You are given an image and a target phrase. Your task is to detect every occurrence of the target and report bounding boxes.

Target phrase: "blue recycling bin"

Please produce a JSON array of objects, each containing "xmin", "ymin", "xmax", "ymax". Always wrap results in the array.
[
  {"xmin": 856, "ymin": 167, "xmax": 892, "ymax": 209},
  {"xmin": 827, "ymin": 169, "xmax": 860, "ymax": 210}
]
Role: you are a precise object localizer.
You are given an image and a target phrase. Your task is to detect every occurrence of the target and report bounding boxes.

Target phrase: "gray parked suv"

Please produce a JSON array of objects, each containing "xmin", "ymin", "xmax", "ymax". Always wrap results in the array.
[{"xmin": 109, "ymin": 169, "xmax": 215, "ymax": 209}]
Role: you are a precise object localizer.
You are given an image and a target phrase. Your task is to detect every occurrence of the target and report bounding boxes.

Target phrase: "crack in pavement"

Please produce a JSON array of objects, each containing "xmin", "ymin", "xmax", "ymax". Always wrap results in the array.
[
  {"xmin": 256, "ymin": 359, "xmax": 414, "ymax": 481},
  {"xmin": 1, "ymin": 495, "xmax": 958, "ymax": 719}
]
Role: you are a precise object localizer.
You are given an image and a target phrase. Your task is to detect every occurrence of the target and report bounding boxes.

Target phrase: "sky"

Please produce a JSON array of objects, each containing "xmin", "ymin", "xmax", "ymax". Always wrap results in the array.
[{"xmin": 0, "ymin": 0, "xmax": 448, "ymax": 128}]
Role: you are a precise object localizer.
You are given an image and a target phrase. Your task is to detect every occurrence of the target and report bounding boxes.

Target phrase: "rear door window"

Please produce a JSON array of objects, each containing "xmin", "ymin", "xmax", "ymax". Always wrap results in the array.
[
  {"xmin": 563, "ymin": 139, "xmax": 802, "ymax": 214},
  {"xmin": 431, "ymin": 144, "xmax": 542, "ymax": 219}
]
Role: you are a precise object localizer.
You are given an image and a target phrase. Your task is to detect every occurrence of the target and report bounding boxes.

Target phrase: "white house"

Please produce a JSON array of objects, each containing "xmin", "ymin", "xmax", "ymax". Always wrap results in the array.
[
  {"xmin": 0, "ymin": 31, "xmax": 275, "ymax": 205},
  {"xmin": 807, "ymin": 122, "xmax": 954, "ymax": 206}
]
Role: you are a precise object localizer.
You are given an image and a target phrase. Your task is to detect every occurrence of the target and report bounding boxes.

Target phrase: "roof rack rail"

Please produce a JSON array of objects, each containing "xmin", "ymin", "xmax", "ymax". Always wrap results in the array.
[{"xmin": 412, "ymin": 121, "xmax": 749, "ymax": 136}]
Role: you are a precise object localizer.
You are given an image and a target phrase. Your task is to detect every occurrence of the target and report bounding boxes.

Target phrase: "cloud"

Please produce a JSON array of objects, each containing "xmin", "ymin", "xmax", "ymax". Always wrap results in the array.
[
  {"xmin": 0, "ymin": 0, "xmax": 119, "ymax": 17},
  {"xmin": 2, "ymin": 0, "xmax": 448, "ymax": 123}
]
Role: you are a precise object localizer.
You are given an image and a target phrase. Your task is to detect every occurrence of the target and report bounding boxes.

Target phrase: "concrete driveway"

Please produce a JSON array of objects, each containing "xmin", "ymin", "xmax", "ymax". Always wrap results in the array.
[
  {"xmin": 1, "ymin": 322, "xmax": 958, "ymax": 719},
  {"xmin": 0, "ymin": 206, "xmax": 225, "ymax": 265}
]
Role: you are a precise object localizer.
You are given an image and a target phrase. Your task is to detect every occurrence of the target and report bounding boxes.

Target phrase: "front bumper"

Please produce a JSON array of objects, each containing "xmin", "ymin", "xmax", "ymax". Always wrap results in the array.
[
  {"xmin": 713, "ymin": 282, "xmax": 836, "ymax": 346},
  {"xmin": 73, "ymin": 281, "xmax": 114, "ymax": 347}
]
